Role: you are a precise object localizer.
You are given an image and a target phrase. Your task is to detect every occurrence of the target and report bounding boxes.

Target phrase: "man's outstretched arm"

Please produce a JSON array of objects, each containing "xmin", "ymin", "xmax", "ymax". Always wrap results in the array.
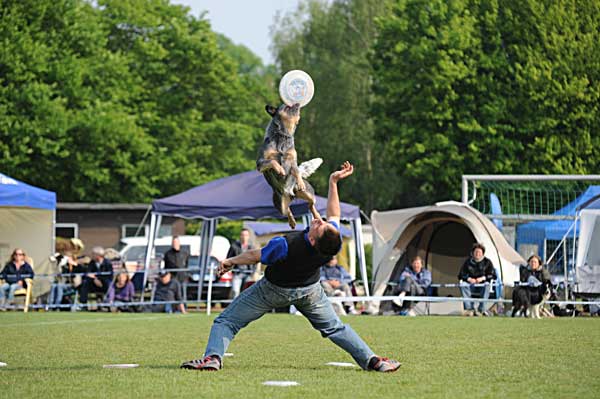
[
  {"xmin": 326, "ymin": 161, "xmax": 354, "ymax": 224},
  {"xmin": 217, "ymin": 249, "xmax": 262, "ymax": 277}
]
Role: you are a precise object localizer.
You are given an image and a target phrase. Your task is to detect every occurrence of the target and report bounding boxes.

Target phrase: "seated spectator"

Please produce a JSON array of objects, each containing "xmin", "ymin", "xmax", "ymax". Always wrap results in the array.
[
  {"xmin": 514, "ymin": 255, "xmax": 554, "ymax": 317},
  {"xmin": 79, "ymin": 246, "xmax": 113, "ymax": 308},
  {"xmin": 48, "ymin": 252, "xmax": 79, "ymax": 310},
  {"xmin": 391, "ymin": 256, "xmax": 432, "ymax": 316},
  {"xmin": 0, "ymin": 248, "xmax": 35, "ymax": 310},
  {"xmin": 145, "ymin": 270, "xmax": 187, "ymax": 314},
  {"xmin": 519, "ymin": 254, "xmax": 551, "ymax": 287},
  {"xmin": 458, "ymin": 243, "xmax": 497, "ymax": 316},
  {"xmin": 106, "ymin": 270, "xmax": 135, "ymax": 312},
  {"xmin": 320, "ymin": 256, "xmax": 359, "ymax": 315}
]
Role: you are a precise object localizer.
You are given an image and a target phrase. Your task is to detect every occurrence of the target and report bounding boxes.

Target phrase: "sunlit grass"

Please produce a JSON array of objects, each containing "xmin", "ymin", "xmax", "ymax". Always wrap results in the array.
[{"xmin": 0, "ymin": 312, "xmax": 599, "ymax": 398}]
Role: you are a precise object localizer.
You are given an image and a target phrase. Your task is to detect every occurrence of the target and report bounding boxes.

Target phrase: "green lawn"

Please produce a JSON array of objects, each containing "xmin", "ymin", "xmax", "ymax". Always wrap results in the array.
[{"xmin": 0, "ymin": 312, "xmax": 599, "ymax": 398}]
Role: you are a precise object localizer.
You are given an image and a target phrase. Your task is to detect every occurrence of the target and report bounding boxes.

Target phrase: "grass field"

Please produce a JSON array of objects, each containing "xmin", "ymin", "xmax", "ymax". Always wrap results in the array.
[{"xmin": 1, "ymin": 312, "xmax": 599, "ymax": 399}]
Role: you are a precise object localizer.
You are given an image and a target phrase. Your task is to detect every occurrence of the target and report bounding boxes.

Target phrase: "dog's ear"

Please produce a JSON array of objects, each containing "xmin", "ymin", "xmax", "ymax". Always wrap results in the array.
[{"xmin": 265, "ymin": 105, "xmax": 278, "ymax": 117}]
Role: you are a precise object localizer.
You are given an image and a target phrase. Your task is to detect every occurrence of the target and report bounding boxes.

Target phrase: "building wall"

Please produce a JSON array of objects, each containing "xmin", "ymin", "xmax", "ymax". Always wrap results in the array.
[{"xmin": 56, "ymin": 209, "xmax": 185, "ymax": 254}]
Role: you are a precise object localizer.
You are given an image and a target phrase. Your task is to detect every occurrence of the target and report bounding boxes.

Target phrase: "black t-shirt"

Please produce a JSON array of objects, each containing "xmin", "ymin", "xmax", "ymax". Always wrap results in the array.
[{"xmin": 265, "ymin": 231, "xmax": 333, "ymax": 288}]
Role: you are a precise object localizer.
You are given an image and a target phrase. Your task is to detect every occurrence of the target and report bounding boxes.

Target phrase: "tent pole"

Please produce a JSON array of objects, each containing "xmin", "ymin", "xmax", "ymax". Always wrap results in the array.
[
  {"xmin": 563, "ymin": 239, "xmax": 568, "ymax": 301},
  {"xmin": 572, "ymin": 211, "xmax": 578, "ymax": 293},
  {"xmin": 352, "ymin": 218, "xmax": 370, "ymax": 297},
  {"xmin": 206, "ymin": 219, "xmax": 217, "ymax": 315},
  {"xmin": 142, "ymin": 213, "xmax": 156, "ymax": 288},
  {"xmin": 197, "ymin": 220, "xmax": 209, "ymax": 304}
]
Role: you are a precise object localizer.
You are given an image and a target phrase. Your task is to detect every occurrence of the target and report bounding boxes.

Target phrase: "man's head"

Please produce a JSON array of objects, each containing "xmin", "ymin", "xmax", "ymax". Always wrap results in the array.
[
  {"xmin": 410, "ymin": 256, "xmax": 423, "ymax": 273},
  {"xmin": 471, "ymin": 243, "xmax": 485, "ymax": 262},
  {"xmin": 240, "ymin": 228, "xmax": 250, "ymax": 245},
  {"xmin": 92, "ymin": 246, "xmax": 105, "ymax": 262},
  {"xmin": 308, "ymin": 218, "xmax": 342, "ymax": 256},
  {"xmin": 159, "ymin": 270, "xmax": 171, "ymax": 283},
  {"xmin": 172, "ymin": 236, "xmax": 180, "ymax": 251}
]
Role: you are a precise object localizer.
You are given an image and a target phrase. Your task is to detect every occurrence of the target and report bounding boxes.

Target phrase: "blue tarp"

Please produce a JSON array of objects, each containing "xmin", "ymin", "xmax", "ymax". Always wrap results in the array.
[
  {"xmin": 0, "ymin": 173, "xmax": 56, "ymax": 210},
  {"xmin": 152, "ymin": 170, "xmax": 360, "ymax": 220},
  {"xmin": 245, "ymin": 221, "xmax": 353, "ymax": 237},
  {"xmin": 516, "ymin": 186, "xmax": 600, "ymax": 250}
]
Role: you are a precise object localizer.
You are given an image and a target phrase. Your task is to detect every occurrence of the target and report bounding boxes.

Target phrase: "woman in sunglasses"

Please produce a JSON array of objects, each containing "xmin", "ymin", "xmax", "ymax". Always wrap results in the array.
[{"xmin": 0, "ymin": 248, "xmax": 34, "ymax": 310}]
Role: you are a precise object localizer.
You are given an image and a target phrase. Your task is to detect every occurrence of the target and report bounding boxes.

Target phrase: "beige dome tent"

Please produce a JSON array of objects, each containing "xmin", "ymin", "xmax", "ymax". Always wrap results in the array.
[{"xmin": 371, "ymin": 201, "xmax": 524, "ymax": 300}]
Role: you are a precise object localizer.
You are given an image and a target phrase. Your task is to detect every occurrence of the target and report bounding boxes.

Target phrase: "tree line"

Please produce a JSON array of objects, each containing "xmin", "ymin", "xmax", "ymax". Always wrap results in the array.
[{"xmin": 1, "ymin": 0, "xmax": 599, "ymax": 213}]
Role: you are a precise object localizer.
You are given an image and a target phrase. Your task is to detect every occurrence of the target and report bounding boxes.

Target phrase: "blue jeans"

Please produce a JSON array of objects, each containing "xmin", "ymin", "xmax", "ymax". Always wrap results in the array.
[
  {"xmin": 459, "ymin": 282, "xmax": 491, "ymax": 312},
  {"xmin": 49, "ymin": 283, "xmax": 71, "ymax": 306},
  {"xmin": 204, "ymin": 278, "xmax": 375, "ymax": 369},
  {"xmin": 0, "ymin": 282, "xmax": 21, "ymax": 304}
]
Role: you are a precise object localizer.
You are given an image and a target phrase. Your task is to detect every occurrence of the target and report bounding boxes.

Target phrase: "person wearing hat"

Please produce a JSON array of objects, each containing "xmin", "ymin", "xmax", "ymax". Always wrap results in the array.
[
  {"xmin": 79, "ymin": 246, "xmax": 113, "ymax": 308},
  {"xmin": 145, "ymin": 270, "xmax": 187, "ymax": 314}
]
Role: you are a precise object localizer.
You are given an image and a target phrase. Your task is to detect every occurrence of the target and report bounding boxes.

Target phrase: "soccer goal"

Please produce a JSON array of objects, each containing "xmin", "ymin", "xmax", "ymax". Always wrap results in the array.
[{"xmin": 462, "ymin": 174, "xmax": 600, "ymax": 299}]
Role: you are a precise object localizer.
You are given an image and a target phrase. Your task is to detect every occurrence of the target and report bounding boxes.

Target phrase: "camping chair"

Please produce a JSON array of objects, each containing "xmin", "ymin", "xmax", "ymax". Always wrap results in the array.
[
  {"xmin": 460, "ymin": 279, "xmax": 498, "ymax": 314},
  {"xmin": 13, "ymin": 278, "xmax": 34, "ymax": 313}
]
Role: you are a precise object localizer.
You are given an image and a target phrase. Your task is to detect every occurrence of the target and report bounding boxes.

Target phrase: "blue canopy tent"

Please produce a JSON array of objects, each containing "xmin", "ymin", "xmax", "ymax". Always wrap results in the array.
[
  {"xmin": 516, "ymin": 186, "xmax": 600, "ymax": 258},
  {"xmin": 145, "ymin": 170, "xmax": 369, "ymax": 311},
  {"xmin": 0, "ymin": 173, "xmax": 56, "ymax": 299}
]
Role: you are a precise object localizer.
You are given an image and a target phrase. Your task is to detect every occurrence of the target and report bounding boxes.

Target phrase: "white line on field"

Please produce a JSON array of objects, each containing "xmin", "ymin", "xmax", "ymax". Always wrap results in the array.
[{"xmin": 0, "ymin": 315, "xmax": 183, "ymax": 328}]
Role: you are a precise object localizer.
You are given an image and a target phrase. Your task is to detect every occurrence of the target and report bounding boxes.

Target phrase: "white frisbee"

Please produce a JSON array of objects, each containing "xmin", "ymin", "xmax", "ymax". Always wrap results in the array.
[
  {"xmin": 263, "ymin": 381, "xmax": 300, "ymax": 387},
  {"xmin": 325, "ymin": 362, "xmax": 356, "ymax": 367},
  {"xmin": 279, "ymin": 70, "xmax": 314, "ymax": 107},
  {"xmin": 0, "ymin": 362, "xmax": 7, "ymax": 367},
  {"xmin": 102, "ymin": 363, "xmax": 139, "ymax": 369}
]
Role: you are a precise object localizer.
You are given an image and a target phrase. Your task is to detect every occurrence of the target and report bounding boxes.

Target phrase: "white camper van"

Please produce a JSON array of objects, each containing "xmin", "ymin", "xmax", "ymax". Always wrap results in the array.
[{"xmin": 119, "ymin": 235, "xmax": 232, "ymax": 300}]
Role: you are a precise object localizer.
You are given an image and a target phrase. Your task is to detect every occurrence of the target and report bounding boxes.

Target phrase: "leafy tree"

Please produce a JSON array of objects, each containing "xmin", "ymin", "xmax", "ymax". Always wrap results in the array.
[
  {"xmin": 372, "ymin": 0, "xmax": 600, "ymax": 207},
  {"xmin": 0, "ymin": 0, "xmax": 274, "ymax": 202}
]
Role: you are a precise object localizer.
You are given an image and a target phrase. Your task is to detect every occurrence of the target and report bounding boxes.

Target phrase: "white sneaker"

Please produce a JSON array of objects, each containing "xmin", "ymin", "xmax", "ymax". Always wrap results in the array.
[
  {"xmin": 392, "ymin": 292, "xmax": 405, "ymax": 307},
  {"xmin": 348, "ymin": 307, "xmax": 361, "ymax": 315},
  {"xmin": 407, "ymin": 308, "xmax": 417, "ymax": 317}
]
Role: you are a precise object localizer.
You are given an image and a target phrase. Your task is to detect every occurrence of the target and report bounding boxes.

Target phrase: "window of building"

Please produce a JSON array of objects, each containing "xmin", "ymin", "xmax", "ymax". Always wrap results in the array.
[
  {"xmin": 122, "ymin": 224, "xmax": 148, "ymax": 238},
  {"xmin": 55, "ymin": 223, "xmax": 78, "ymax": 239}
]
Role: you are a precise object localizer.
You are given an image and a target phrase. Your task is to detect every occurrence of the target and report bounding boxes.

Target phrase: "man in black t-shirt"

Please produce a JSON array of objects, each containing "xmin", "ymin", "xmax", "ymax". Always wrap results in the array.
[
  {"xmin": 163, "ymin": 236, "xmax": 189, "ymax": 280},
  {"xmin": 181, "ymin": 162, "xmax": 400, "ymax": 373}
]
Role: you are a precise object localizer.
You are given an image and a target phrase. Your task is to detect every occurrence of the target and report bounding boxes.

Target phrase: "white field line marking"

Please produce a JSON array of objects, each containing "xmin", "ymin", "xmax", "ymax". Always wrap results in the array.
[
  {"xmin": 326, "ymin": 362, "xmax": 356, "ymax": 367},
  {"xmin": 263, "ymin": 381, "xmax": 300, "ymax": 387},
  {"xmin": 103, "ymin": 364, "xmax": 140, "ymax": 369},
  {"xmin": 0, "ymin": 315, "xmax": 178, "ymax": 328}
]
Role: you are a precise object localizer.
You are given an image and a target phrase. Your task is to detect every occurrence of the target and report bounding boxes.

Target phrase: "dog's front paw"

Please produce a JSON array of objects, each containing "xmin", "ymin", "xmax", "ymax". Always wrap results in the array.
[
  {"xmin": 288, "ymin": 216, "xmax": 296, "ymax": 229},
  {"xmin": 296, "ymin": 179, "xmax": 306, "ymax": 192}
]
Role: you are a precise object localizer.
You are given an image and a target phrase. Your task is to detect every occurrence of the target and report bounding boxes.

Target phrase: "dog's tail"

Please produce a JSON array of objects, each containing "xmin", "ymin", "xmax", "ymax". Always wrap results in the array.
[
  {"xmin": 299, "ymin": 158, "xmax": 323, "ymax": 178},
  {"xmin": 283, "ymin": 158, "xmax": 323, "ymax": 196}
]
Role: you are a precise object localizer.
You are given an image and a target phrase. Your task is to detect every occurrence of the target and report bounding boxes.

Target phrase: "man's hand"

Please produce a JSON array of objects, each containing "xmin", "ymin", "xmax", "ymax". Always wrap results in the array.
[
  {"xmin": 329, "ymin": 161, "xmax": 354, "ymax": 183},
  {"xmin": 327, "ymin": 280, "xmax": 341, "ymax": 289},
  {"xmin": 467, "ymin": 277, "xmax": 476, "ymax": 284},
  {"xmin": 217, "ymin": 258, "xmax": 234, "ymax": 278}
]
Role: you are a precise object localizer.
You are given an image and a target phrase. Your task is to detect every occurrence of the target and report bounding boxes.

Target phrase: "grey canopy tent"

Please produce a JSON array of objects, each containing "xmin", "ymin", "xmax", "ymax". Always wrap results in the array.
[
  {"xmin": 144, "ymin": 170, "xmax": 369, "ymax": 312},
  {"xmin": 574, "ymin": 194, "xmax": 600, "ymax": 294}
]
